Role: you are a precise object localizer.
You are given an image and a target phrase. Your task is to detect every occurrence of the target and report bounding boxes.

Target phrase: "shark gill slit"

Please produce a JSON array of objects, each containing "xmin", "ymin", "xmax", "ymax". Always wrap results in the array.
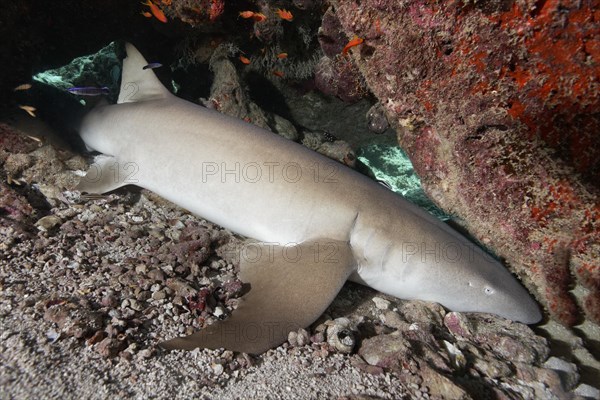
[{"xmin": 380, "ymin": 242, "xmax": 393, "ymax": 271}]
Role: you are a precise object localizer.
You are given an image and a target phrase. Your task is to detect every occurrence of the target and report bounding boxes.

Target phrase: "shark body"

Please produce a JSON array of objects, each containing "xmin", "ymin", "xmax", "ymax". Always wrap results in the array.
[{"xmin": 77, "ymin": 43, "xmax": 541, "ymax": 354}]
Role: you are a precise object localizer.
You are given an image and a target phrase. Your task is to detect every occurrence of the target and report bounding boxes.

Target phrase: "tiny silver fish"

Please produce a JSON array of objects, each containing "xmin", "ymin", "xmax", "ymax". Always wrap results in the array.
[
  {"xmin": 67, "ymin": 86, "xmax": 110, "ymax": 96},
  {"xmin": 377, "ymin": 179, "xmax": 393, "ymax": 190},
  {"xmin": 143, "ymin": 62, "xmax": 163, "ymax": 70}
]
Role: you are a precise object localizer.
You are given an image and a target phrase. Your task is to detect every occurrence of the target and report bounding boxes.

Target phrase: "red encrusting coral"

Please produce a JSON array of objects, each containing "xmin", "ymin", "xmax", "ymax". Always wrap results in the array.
[
  {"xmin": 328, "ymin": 0, "xmax": 600, "ymax": 327},
  {"xmin": 208, "ymin": 0, "xmax": 225, "ymax": 21},
  {"xmin": 488, "ymin": 1, "xmax": 600, "ymax": 182},
  {"xmin": 167, "ymin": 0, "xmax": 225, "ymax": 25}
]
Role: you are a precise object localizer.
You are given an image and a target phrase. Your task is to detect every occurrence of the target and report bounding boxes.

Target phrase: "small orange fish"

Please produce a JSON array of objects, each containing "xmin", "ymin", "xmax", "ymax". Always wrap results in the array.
[
  {"xmin": 276, "ymin": 9, "xmax": 293, "ymax": 21},
  {"xmin": 342, "ymin": 36, "xmax": 364, "ymax": 55},
  {"xmin": 239, "ymin": 11, "xmax": 255, "ymax": 18},
  {"xmin": 239, "ymin": 55, "xmax": 251, "ymax": 65},
  {"xmin": 142, "ymin": 0, "xmax": 167, "ymax": 23},
  {"xmin": 272, "ymin": 70, "xmax": 284, "ymax": 77},
  {"xmin": 19, "ymin": 105, "xmax": 37, "ymax": 117},
  {"xmin": 161, "ymin": 0, "xmax": 172, "ymax": 5},
  {"xmin": 13, "ymin": 83, "xmax": 32, "ymax": 91},
  {"xmin": 252, "ymin": 12, "xmax": 267, "ymax": 22},
  {"xmin": 141, "ymin": 11, "xmax": 152, "ymax": 17},
  {"xmin": 276, "ymin": 52, "xmax": 288, "ymax": 59}
]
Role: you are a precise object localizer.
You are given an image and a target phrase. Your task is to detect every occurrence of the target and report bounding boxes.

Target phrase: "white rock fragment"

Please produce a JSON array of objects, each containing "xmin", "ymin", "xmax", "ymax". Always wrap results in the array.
[
  {"xmin": 137, "ymin": 349, "xmax": 153, "ymax": 359},
  {"xmin": 372, "ymin": 296, "xmax": 391, "ymax": 310},
  {"xmin": 443, "ymin": 340, "xmax": 466, "ymax": 370},
  {"xmin": 46, "ymin": 328, "xmax": 61, "ymax": 343},
  {"xmin": 152, "ymin": 291, "xmax": 166, "ymax": 300},
  {"xmin": 35, "ymin": 215, "xmax": 62, "ymax": 232},
  {"xmin": 213, "ymin": 306, "xmax": 225, "ymax": 318},
  {"xmin": 77, "ymin": 209, "xmax": 97, "ymax": 222},
  {"xmin": 129, "ymin": 299, "xmax": 142, "ymax": 311},
  {"xmin": 150, "ymin": 284, "xmax": 161, "ymax": 293},
  {"xmin": 211, "ymin": 362, "xmax": 224, "ymax": 376},
  {"xmin": 574, "ymin": 383, "xmax": 600, "ymax": 399}
]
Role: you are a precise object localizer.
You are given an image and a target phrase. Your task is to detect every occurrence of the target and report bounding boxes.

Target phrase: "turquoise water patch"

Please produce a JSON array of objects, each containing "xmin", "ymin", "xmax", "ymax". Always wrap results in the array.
[
  {"xmin": 33, "ymin": 42, "xmax": 121, "ymax": 104},
  {"xmin": 357, "ymin": 136, "xmax": 448, "ymax": 220}
]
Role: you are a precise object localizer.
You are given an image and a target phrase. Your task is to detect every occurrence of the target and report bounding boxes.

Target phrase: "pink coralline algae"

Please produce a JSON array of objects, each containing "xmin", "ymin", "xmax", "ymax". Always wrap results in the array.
[
  {"xmin": 169, "ymin": 0, "xmax": 225, "ymax": 25},
  {"xmin": 313, "ymin": 7, "xmax": 370, "ymax": 103},
  {"xmin": 314, "ymin": 55, "xmax": 368, "ymax": 103},
  {"xmin": 0, "ymin": 126, "xmax": 41, "ymax": 227},
  {"xmin": 327, "ymin": 0, "xmax": 600, "ymax": 327},
  {"xmin": 0, "ymin": 124, "xmax": 40, "ymax": 156}
]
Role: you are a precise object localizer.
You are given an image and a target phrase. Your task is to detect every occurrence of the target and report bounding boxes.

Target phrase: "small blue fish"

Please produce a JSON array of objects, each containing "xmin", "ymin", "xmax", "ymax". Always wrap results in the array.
[
  {"xmin": 143, "ymin": 62, "xmax": 163, "ymax": 70},
  {"xmin": 67, "ymin": 86, "xmax": 110, "ymax": 96}
]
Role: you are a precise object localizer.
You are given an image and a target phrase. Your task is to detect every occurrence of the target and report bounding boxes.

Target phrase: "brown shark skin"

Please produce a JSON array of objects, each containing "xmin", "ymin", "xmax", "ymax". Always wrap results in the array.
[{"xmin": 76, "ymin": 43, "xmax": 541, "ymax": 353}]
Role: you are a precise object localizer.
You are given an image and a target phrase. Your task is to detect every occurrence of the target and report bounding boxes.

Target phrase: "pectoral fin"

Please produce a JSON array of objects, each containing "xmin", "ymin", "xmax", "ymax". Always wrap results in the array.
[
  {"xmin": 76, "ymin": 155, "xmax": 140, "ymax": 194},
  {"xmin": 160, "ymin": 239, "xmax": 355, "ymax": 354}
]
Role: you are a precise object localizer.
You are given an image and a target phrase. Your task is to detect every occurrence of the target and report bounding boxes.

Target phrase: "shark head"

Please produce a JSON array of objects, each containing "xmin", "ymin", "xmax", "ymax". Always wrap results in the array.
[
  {"xmin": 363, "ymin": 235, "xmax": 542, "ymax": 324},
  {"xmin": 352, "ymin": 218, "xmax": 542, "ymax": 324}
]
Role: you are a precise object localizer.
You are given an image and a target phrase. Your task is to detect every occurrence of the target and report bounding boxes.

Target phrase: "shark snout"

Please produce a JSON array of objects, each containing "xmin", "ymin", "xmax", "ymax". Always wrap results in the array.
[
  {"xmin": 372, "ymin": 239, "xmax": 543, "ymax": 325},
  {"xmin": 477, "ymin": 277, "xmax": 542, "ymax": 324},
  {"xmin": 444, "ymin": 250, "xmax": 543, "ymax": 324}
]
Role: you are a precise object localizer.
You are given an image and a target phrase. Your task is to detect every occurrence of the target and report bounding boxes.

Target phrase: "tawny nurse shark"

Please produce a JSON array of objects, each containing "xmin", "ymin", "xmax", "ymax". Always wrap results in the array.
[{"xmin": 76, "ymin": 43, "xmax": 541, "ymax": 354}]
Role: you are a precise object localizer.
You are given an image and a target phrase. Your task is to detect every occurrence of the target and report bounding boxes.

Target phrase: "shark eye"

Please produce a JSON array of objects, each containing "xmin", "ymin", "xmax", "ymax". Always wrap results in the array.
[{"xmin": 484, "ymin": 287, "xmax": 494, "ymax": 295}]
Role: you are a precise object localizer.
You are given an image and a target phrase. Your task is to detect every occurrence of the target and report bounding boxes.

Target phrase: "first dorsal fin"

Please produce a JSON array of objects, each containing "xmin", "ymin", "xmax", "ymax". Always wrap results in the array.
[{"xmin": 117, "ymin": 42, "xmax": 171, "ymax": 104}]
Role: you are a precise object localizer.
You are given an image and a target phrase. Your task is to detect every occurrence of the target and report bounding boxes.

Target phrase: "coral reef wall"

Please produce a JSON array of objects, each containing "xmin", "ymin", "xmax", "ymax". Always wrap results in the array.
[{"xmin": 327, "ymin": 0, "xmax": 600, "ymax": 327}]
